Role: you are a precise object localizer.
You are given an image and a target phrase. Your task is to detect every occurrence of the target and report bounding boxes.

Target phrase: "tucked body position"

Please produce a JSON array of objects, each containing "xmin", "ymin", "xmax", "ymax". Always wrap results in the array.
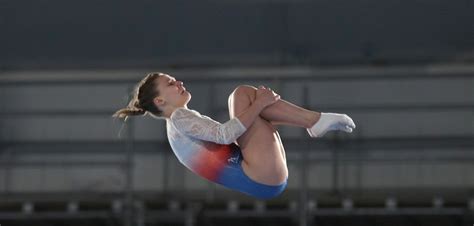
[{"xmin": 114, "ymin": 72, "xmax": 356, "ymax": 199}]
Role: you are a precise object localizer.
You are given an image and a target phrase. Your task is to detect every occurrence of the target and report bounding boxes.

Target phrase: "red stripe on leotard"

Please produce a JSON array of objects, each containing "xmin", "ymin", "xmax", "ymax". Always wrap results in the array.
[{"xmin": 189, "ymin": 142, "xmax": 233, "ymax": 181}]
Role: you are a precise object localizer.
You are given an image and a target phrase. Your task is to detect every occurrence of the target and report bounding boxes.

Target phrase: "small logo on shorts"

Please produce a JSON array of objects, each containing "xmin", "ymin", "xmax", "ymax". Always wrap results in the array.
[{"xmin": 228, "ymin": 156, "xmax": 239, "ymax": 164}]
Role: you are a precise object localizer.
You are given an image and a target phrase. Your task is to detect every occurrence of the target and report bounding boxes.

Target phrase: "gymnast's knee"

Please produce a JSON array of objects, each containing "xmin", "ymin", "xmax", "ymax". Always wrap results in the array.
[{"xmin": 230, "ymin": 85, "xmax": 257, "ymax": 102}]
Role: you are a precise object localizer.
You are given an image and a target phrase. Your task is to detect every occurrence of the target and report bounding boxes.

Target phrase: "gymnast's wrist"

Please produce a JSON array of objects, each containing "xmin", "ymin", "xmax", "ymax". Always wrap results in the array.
[{"xmin": 252, "ymin": 99, "xmax": 267, "ymax": 112}]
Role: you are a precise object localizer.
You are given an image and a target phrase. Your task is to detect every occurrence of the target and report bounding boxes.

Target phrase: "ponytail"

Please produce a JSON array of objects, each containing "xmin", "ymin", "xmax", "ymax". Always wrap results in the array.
[
  {"xmin": 113, "ymin": 72, "xmax": 163, "ymax": 121},
  {"xmin": 113, "ymin": 99, "xmax": 146, "ymax": 139},
  {"xmin": 112, "ymin": 107, "xmax": 146, "ymax": 120},
  {"xmin": 113, "ymin": 72, "xmax": 163, "ymax": 138}
]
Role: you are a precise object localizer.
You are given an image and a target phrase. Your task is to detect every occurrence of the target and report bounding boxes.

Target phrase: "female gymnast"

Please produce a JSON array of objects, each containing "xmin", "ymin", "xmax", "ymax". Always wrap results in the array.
[{"xmin": 113, "ymin": 72, "xmax": 356, "ymax": 199}]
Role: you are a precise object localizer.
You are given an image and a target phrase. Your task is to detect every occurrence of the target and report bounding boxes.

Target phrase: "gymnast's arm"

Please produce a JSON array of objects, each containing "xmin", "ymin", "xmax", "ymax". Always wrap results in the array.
[
  {"xmin": 233, "ymin": 85, "xmax": 281, "ymax": 129},
  {"xmin": 171, "ymin": 102, "xmax": 265, "ymax": 144},
  {"xmin": 171, "ymin": 87, "xmax": 279, "ymax": 144}
]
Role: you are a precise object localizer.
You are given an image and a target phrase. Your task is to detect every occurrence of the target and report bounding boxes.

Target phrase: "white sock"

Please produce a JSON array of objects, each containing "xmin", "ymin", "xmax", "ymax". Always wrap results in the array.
[{"xmin": 307, "ymin": 112, "xmax": 356, "ymax": 137}]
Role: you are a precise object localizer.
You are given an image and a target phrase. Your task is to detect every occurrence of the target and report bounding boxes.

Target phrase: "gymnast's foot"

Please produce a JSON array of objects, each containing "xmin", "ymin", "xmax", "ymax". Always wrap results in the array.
[{"xmin": 307, "ymin": 112, "xmax": 356, "ymax": 138}]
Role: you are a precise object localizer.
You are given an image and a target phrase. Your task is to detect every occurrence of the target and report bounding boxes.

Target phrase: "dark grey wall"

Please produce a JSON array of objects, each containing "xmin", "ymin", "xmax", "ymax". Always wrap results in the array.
[{"xmin": 2, "ymin": 0, "xmax": 473, "ymax": 69}]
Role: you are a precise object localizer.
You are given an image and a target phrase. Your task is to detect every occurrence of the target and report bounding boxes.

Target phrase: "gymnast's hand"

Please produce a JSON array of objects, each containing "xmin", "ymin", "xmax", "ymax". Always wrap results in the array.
[{"xmin": 255, "ymin": 85, "xmax": 280, "ymax": 108}]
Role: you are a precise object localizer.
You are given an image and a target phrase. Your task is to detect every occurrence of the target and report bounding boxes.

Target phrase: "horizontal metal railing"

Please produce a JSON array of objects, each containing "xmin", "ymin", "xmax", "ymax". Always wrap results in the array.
[{"xmin": 0, "ymin": 67, "xmax": 472, "ymax": 225}]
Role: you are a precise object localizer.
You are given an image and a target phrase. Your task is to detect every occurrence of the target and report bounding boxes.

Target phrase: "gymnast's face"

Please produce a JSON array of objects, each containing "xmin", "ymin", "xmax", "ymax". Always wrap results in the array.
[{"xmin": 154, "ymin": 74, "xmax": 191, "ymax": 109}]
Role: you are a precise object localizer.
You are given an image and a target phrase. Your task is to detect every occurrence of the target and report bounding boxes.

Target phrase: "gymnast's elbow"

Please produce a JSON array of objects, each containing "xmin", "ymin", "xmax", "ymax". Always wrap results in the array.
[
  {"xmin": 215, "ymin": 137, "xmax": 237, "ymax": 145},
  {"xmin": 214, "ymin": 129, "xmax": 239, "ymax": 145}
]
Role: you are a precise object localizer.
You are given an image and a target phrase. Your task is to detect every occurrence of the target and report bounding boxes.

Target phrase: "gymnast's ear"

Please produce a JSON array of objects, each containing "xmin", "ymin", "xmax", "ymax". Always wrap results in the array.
[{"xmin": 153, "ymin": 97, "xmax": 165, "ymax": 107}]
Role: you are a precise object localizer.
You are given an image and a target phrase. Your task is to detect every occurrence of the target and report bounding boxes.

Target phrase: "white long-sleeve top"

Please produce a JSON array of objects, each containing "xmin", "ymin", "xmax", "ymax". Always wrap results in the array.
[{"xmin": 166, "ymin": 107, "xmax": 247, "ymax": 167}]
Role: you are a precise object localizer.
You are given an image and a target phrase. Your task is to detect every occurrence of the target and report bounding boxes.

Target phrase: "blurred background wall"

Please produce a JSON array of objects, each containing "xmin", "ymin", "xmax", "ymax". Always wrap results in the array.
[
  {"xmin": 0, "ymin": 1, "xmax": 473, "ymax": 226},
  {"xmin": 2, "ymin": 0, "xmax": 474, "ymax": 69}
]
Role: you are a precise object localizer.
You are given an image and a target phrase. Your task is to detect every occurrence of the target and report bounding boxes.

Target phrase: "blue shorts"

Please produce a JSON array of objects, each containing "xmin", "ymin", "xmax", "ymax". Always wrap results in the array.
[{"xmin": 216, "ymin": 143, "xmax": 288, "ymax": 200}]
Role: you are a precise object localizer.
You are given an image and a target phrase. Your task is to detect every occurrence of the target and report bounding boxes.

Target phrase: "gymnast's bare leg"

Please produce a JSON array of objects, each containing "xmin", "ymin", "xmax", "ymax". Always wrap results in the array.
[{"xmin": 228, "ymin": 85, "xmax": 318, "ymax": 185}]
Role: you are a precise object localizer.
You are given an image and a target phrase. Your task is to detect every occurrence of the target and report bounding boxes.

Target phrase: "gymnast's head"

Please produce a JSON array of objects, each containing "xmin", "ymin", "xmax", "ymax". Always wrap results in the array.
[{"xmin": 113, "ymin": 72, "xmax": 191, "ymax": 120}]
